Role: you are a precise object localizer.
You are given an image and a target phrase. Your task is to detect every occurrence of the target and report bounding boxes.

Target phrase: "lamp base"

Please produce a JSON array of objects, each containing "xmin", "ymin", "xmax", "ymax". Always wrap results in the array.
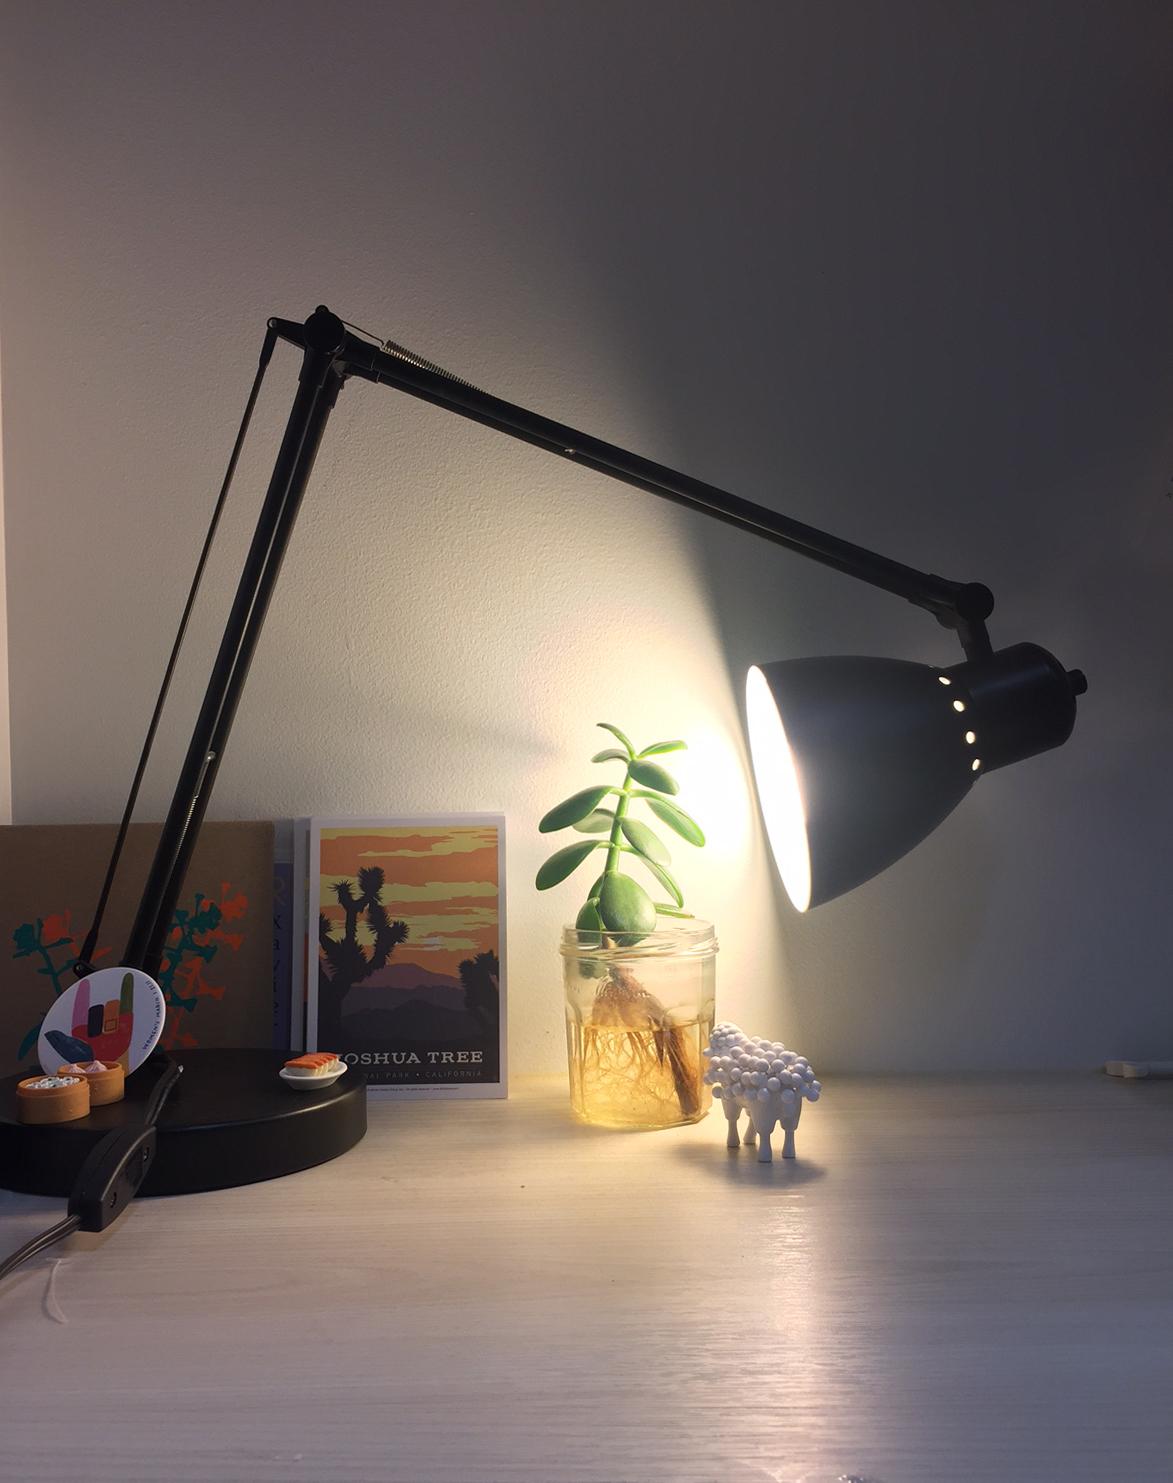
[{"xmin": 0, "ymin": 1049, "xmax": 366, "ymax": 1197}]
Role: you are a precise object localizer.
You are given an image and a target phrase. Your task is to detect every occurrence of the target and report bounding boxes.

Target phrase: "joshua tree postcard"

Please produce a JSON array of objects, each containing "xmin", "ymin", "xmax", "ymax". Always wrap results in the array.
[{"xmin": 307, "ymin": 816, "xmax": 506, "ymax": 1097}]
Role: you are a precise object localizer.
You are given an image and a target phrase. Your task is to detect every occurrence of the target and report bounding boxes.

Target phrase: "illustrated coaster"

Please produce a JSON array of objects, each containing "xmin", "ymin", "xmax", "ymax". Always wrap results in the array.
[{"xmin": 37, "ymin": 966, "xmax": 166, "ymax": 1075}]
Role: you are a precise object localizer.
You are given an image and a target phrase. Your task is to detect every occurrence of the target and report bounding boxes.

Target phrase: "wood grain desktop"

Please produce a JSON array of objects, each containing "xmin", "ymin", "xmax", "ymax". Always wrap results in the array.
[{"xmin": 1, "ymin": 1074, "xmax": 1171, "ymax": 1482}]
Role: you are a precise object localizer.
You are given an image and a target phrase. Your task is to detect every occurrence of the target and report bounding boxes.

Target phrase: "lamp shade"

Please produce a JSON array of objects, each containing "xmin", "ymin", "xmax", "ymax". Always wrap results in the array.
[{"xmin": 746, "ymin": 644, "xmax": 1083, "ymax": 911}]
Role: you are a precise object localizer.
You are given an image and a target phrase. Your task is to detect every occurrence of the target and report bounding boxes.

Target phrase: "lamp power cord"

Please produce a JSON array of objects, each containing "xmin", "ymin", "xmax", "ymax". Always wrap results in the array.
[{"xmin": 0, "ymin": 1061, "xmax": 183, "ymax": 1289}]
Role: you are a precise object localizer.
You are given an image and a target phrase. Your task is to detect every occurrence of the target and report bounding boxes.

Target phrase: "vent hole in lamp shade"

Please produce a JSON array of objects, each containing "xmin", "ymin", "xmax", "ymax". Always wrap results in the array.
[{"xmin": 746, "ymin": 665, "xmax": 811, "ymax": 913}]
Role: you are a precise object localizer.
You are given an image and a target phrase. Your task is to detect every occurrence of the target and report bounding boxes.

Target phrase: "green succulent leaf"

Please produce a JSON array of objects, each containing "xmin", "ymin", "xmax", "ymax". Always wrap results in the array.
[
  {"xmin": 619, "ymin": 816, "xmax": 670, "ymax": 865},
  {"xmin": 643, "ymin": 795, "xmax": 706, "ymax": 847},
  {"xmin": 575, "ymin": 895, "xmax": 605, "ymax": 931},
  {"xmin": 596, "ymin": 722, "xmax": 635, "ymax": 757},
  {"xmin": 535, "ymin": 839, "xmax": 603, "ymax": 890},
  {"xmin": 538, "ymin": 785, "xmax": 611, "ymax": 834},
  {"xmin": 634, "ymin": 854, "xmax": 684, "ymax": 907},
  {"xmin": 536, "ymin": 723, "xmax": 703, "ymax": 945},
  {"xmin": 574, "ymin": 900, "xmax": 607, "ymax": 956},
  {"xmin": 572, "ymin": 809, "xmax": 615, "ymax": 834},
  {"xmin": 597, "ymin": 872, "xmax": 657, "ymax": 937},
  {"xmin": 576, "ymin": 900, "xmax": 604, "ymax": 929},
  {"xmin": 627, "ymin": 759, "xmax": 679, "ymax": 795}
]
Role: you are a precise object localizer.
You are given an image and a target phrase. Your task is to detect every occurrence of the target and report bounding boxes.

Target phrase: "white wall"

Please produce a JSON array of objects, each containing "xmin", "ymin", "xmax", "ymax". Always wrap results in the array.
[{"xmin": 0, "ymin": 1, "xmax": 1169, "ymax": 1072}]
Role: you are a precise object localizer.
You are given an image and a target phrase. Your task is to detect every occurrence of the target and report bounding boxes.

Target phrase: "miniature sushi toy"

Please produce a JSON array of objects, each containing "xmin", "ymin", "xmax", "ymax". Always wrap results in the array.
[
  {"xmin": 16, "ymin": 1073, "xmax": 91, "ymax": 1125},
  {"xmin": 280, "ymin": 1052, "xmax": 347, "ymax": 1090},
  {"xmin": 57, "ymin": 1059, "xmax": 126, "ymax": 1106}
]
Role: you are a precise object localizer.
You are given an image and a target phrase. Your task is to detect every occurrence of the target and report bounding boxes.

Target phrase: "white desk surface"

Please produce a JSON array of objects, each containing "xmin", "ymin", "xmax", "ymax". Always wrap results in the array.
[{"xmin": 2, "ymin": 1073, "xmax": 1171, "ymax": 1483}]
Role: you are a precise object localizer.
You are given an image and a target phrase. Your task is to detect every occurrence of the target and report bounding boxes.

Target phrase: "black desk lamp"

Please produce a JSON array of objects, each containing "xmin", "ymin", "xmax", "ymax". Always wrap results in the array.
[{"xmin": 0, "ymin": 305, "xmax": 1085, "ymax": 1204}]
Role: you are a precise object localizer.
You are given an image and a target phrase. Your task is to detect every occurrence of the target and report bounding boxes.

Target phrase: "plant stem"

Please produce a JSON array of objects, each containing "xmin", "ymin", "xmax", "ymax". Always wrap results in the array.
[{"xmin": 602, "ymin": 771, "xmax": 633, "ymax": 883}]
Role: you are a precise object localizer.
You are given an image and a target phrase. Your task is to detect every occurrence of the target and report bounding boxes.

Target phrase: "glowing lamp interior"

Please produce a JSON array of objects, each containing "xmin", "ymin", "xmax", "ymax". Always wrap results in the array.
[{"xmin": 745, "ymin": 665, "xmax": 812, "ymax": 912}]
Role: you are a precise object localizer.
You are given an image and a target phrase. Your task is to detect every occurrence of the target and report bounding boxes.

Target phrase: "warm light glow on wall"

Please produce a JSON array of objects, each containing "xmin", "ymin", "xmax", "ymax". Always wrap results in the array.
[
  {"xmin": 678, "ymin": 723, "xmax": 754, "ymax": 864},
  {"xmin": 745, "ymin": 665, "xmax": 811, "ymax": 912}
]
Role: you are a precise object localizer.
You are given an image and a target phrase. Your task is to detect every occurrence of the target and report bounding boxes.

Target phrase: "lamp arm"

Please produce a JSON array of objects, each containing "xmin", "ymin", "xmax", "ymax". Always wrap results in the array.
[
  {"xmin": 122, "ymin": 313, "xmax": 348, "ymax": 973},
  {"xmin": 270, "ymin": 312, "xmax": 995, "ymax": 658},
  {"xmin": 120, "ymin": 303, "xmax": 995, "ymax": 979}
]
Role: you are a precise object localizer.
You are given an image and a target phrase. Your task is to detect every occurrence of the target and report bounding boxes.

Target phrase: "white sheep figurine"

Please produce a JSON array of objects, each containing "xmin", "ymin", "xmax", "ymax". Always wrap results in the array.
[{"xmin": 702, "ymin": 1021, "xmax": 821, "ymax": 1162}]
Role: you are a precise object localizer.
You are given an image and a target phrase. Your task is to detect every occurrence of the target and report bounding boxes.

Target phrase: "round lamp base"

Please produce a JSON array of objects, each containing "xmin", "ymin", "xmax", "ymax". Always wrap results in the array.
[{"xmin": 0, "ymin": 1049, "xmax": 366, "ymax": 1197}]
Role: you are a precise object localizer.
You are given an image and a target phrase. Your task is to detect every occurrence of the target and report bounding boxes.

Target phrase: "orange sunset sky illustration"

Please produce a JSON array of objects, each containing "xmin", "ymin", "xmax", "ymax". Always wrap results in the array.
[{"xmin": 317, "ymin": 825, "xmax": 500, "ymax": 980}]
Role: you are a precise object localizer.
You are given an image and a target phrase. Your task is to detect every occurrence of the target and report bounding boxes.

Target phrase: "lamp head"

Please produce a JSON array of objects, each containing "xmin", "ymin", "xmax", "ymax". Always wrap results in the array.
[{"xmin": 746, "ymin": 643, "xmax": 1084, "ymax": 911}]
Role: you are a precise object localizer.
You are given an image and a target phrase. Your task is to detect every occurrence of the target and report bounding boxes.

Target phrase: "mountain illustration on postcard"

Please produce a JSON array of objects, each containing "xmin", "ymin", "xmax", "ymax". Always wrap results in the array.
[{"xmin": 309, "ymin": 818, "xmax": 505, "ymax": 1094}]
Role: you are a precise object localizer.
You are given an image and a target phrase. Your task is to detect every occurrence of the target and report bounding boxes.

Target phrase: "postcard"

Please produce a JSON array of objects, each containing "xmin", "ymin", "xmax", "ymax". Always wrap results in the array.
[
  {"xmin": 0, "ymin": 821, "xmax": 275, "ymax": 1077},
  {"xmin": 307, "ymin": 816, "xmax": 506, "ymax": 1097}
]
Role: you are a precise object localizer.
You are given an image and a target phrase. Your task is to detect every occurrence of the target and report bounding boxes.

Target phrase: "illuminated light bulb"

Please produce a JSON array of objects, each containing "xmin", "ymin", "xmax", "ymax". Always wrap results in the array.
[
  {"xmin": 746, "ymin": 645, "xmax": 1084, "ymax": 911},
  {"xmin": 745, "ymin": 666, "xmax": 812, "ymax": 912},
  {"xmin": 937, "ymin": 675, "xmax": 951, "ymax": 686},
  {"xmin": 972, "ymin": 758, "xmax": 982, "ymax": 771}
]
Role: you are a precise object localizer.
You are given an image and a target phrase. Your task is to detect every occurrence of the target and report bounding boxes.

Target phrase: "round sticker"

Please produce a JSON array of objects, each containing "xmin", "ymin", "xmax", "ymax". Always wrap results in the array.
[{"xmin": 37, "ymin": 966, "xmax": 166, "ymax": 1076}]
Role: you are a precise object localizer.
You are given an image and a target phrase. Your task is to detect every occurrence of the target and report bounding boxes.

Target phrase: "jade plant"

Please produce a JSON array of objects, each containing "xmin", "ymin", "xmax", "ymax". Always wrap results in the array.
[
  {"xmin": 535, "ymin": 722, "xmax": 706, "ymax": 938},
  {"xmin": 537, "ymin": 723, "xmax": 708, "ymax": 1122}
]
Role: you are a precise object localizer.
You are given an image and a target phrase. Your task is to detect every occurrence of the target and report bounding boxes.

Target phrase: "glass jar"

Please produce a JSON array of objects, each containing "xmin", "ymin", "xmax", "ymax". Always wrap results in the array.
[{"xmin": 561, "ymin": 920, "xmax": 717, "ymax": 1129}]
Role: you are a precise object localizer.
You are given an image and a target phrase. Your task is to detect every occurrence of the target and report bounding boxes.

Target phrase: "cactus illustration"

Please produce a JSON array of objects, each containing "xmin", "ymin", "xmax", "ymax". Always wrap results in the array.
[
  {"xmin": 11, "ymin": 911, "xmax": 109, "ymax": 1062},
  {"xmin": 458, "ymin": 950, "xmax": 500, "ymax": 1029},
  {"xmin": 12, "ymin": 914, "xmax": 81, "ymax": 1000},
  {"xmin": 11, "ymin": 886, "xmax": 248, "ymax": 1065},
  {"xmin": 317, "ymin": 865, "xmax": 409, "ymax": 1045}
]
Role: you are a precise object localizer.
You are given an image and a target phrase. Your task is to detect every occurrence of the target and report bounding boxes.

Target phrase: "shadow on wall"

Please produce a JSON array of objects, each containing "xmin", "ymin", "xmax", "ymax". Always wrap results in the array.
[
  {"xmin": 509, "ymin": 2, "xmax": 1172, "ymax": 1066},
  {"xmin": 686, "ymin": 10, "xmax": 1168, "ymax": 1067}
]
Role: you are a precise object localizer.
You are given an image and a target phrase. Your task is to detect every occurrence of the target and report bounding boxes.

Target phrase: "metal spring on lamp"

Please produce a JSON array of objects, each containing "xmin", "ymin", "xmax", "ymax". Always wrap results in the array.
[{"xmin": 341, "ymin": 318, "xmax": 480, "ymax": 390}]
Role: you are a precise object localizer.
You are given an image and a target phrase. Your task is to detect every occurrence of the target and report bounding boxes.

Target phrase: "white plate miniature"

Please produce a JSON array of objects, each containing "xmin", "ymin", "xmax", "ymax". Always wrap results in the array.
[{"xmin": 279, "ymin": 1062, "xmax": 348, "ymax": 1091}]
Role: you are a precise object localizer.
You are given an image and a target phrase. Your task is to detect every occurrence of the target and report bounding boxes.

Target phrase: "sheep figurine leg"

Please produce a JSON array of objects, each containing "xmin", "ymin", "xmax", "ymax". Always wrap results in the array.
[
  {"xmin": 779, "ymin": 1098, "xmax": 802, "ymax": 1158},
  {"xmin": 721, "ymin": 1092, "xmax": 741, "ymax": 1148},
  {"xmin": 749, "ymin": 1096, "xmax": 778, "ymax": 1163},
  {"xmin": 732, "ymin": 1091, "xmax": 756, "ymax": 1144}
]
